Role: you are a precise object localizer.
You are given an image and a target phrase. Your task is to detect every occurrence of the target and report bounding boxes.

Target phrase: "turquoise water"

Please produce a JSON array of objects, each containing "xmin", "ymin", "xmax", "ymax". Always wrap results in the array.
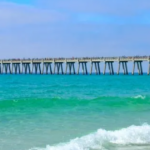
[{"xmin": 0, "ymin": 75, "xmax": 150, "ymax": 150}]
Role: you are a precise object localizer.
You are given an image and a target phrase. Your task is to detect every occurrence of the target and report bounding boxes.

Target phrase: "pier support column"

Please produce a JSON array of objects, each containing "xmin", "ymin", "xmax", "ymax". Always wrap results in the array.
[
  {"xmin": 73, "ymin": 63, "xmax": 76, "ymax": 74},
  {"xmin": 22, "ymin": 63, "xmax": 31, "ymax": 74},
  {"xmin": 2, "ymin": 63, "xmax": 11, "ymax": 74},
  {"xmin": 137, "ymin": 62, "xmax": 140, "ymax": 75},
  {"xmin": 122, "ymin": 62, "xmax": 128, "ymax": 75},
  {"xmin": 94, "ymin": 62, "xmax": 97, "ymax": 74},
  {"xmin": 39, "ymin": 64, "xmax": 41, "ymax": 74},
  {"xmin": 32, "ymin": 63, "xmax": 41, "ymax": 74},
  {"xmin": 22, "ymin": 64, "xmax": 25, "ymax": 74},
  {"xmin": 90, "ymin": 62, "xmax": 93, "ymax": 75},
  {"xmin": 26, "ymin": 63, "xmax": 29, "ymax": 74},
  {"xmin": 132, "ymin": 61, "xmax": 143, "ymax": 75},
  {"xmin": 42, "ymin": 62, "xmax": 44, "ymax": 74},
  {"xmin": 9, "ymin": 63, "xmax": 12, "ymax": 74},
  {"xmin": 132, "ymin": 61, "xmax": 135, "ymax": 75},
  {"xmin": 0, "ymin": 63, "xmax": 1, "ymax": 74},
  {"xmin": 125, "ymin": 62, "xmax": 128, "ymax": 75},
  {"xmin": 45, "ymin": 63, "xmax": 48, "ymax": 74},
  {"xmin": 81, "ymin": 63, "xmax": 84, "ymax": 74},
  {"xmin": 12, "ymin": 63, "xmax": 21, "ymax": 74},
  {"xmin": 103, "ymin": 61, "xmax": 114, "ymax": 75},
  {"xmin": 103, "ymin": 62, "xmax": 114, "ymax": 75},
  {"xmin": 82, "ymin": 62, "xmax": 88, "ymax": 75},
  {"xmin": 1, "ymin": 63, "xmax": 3, "ymax": 74},
  {"xmin": 85, "ymin": 63, "xmax": 88, "ymax": 75},
  {"xmin": 122, "ymin": 62, "xmax": 125, "ymax": 75},
  {"xmin": 28, "ymin": 64, "xmax": 31, "ymax": 74},
  {"xmin": 0, "ymin": 63, "xmax": 2, "ymax": 74},
  {"xmin": 111, "ymin": 62, "xmax": 114, "ymax": 75},
  {"xmin": 3, "ymin": 64, "xmax": 7, "ymax": 74},
  {"xmin": 54, "ymin": 63, "xmax": 64, "ymax": 75},
  {"xmin": 139, "ymin": 62, "xmax": 143, "ymax": 75},
  {"xmin": 53, "ymin": 63, "xmax": 56, "ymax": 74},
  {"xmin": 78, "ymin": 62, "xmax": 88, "ymax": 75},
  {"xmin": 21, "ymin": 63, "xmax": 23, "ymax": 74},
  {"xmin": 108, "ymin": 62, "xmax": 111, "ymax": 75},
  {"xmin": 56, "ymin": 63, "xmax": 59, "ymax": 74},
  {"xmin": 65, "ymin": 63, "xmax": 68, "ymax": 74},
  {"xmin": 0, "ymin": 62, "xmax": 2, "ymax": 74},
  {"xmin": 43, "ymin": 63, "xmax": 53, "ymax": 74},
  {"xmin": 69, "ymin": 63, "xmax": 72, "ymax": 74},
  {"xmin": 31, "ymin": 62, "xmax": 33, "ymax": 74},
  {"xmin": 103, "ymin": 62, "xmax": 106, "ymax": 75},
  {"xmin": 60, "ymin": 63, "xmax": 64, "ymax": 74},
  {"xmin": 55, "ymin": 63, "xmax": 58, "ymax": 74},
  {"xmin": 117, "ymin": 62, "xmax": 120, "ymax": 75},
  {"xmin": 77, "ymin": 62, "xmax": 80, "ymax": 75},
  {"xmin": 136, "ymin": 61, "xmax": 143, "ymax": 75},
  {"xmin": 34, "ymin": 64, "xmax": 37, "ymax": 74},
  {"xmin": 97, "ymin": 62, "xmax": 101, "ymax": 75},
  {"xmin": 93, "ymin": 62, "xmax": 101, "ymax": 75},
  {"xmin": 108, "ymin": 62, "xmax": 114, "ymax": 75},
  {"xmin": 50, "ymin": 63, "xmax": 53, "ymax": 74},
  {"xmin": 148, "ymin": 61, "xmax": 150, "ymax": 75},
  {"xmin": 66, "ymin": 62, "xmax": 76, "ymax": 75}
]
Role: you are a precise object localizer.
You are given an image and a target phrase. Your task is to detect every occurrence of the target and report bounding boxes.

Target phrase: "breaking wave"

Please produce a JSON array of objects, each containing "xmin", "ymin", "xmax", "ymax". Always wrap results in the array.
[
  {"xmin": 29, "ymin": 124, "xmax": 150, "ymax": 150},
  {"xmin": 133, "ymin": 95, "xmax": 146, "ymax": 100}
]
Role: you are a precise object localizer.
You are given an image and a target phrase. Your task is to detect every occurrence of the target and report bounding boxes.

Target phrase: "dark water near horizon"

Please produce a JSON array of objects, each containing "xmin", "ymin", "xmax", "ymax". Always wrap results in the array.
[{"xmin": 0, "ymin": 74, "xmax": 150, "ymax": 150}]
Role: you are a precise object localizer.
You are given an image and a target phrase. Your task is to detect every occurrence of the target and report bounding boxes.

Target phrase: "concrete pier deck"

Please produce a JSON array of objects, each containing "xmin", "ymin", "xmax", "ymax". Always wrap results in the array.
[{"xmin": 0, "ymin": 56, "xmax": 150, "ymax": 75}]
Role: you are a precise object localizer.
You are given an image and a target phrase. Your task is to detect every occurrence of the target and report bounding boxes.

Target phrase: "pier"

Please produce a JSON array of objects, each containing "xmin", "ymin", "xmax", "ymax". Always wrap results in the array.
[{"xmin": 0, "ymin": 56, "xmax": 150, "ymax": 75}]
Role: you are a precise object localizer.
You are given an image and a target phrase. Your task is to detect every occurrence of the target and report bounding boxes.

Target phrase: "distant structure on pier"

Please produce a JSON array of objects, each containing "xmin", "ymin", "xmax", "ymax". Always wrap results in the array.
[{"xmin": 0, "ymin": 56, "xmax": 150, "ymax": 75}]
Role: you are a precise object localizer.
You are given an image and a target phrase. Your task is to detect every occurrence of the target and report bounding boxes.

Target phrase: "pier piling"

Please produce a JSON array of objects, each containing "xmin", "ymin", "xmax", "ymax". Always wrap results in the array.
[
  {"xmin": 103, "ymin": 62, "xmax": 106, "ymax": 75},
  {"xmin": 117, "ymin": 62, "xmax": 120, "ymax": 75},
  {"xmin": 92, "ymin": 62, "xmax": 100, "ymax": 75},
  {"xmin": 12, "ymin": 63, "xmax": 21, "ymax": 74},
  {"xmin": 78, "ymin": 62, "xmax": 88, "ymax": 75},
  {"xmin": 132, "ymin": 62, "xmax": 135, "ymax": 75},
  {"xmin": 66, "ymin": 62, "xmax": 76, "ymax": 75},
  {"xmin": 132, "ymin": 61, "xmax": 143, "ymax": 75},
  {"xmin": 148, "ymin": 61, "xmax": 150, "ymax": 75},
  {"xmin": 54, "ymin": 63, "xmax": 64, "ymax": 75},
  {"xmin": 118, "ymin": 61, "xmax": 128, "ymax": 75},
  {"xmin": 22, "ymin": 63, "xmax": 31, "ymax": 74}
]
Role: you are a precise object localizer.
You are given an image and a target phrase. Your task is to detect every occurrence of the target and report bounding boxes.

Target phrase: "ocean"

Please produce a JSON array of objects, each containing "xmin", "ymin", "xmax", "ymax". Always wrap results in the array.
[{"xmin": 0, "ymin": 74, "xmax": 150, "ymax": 150}]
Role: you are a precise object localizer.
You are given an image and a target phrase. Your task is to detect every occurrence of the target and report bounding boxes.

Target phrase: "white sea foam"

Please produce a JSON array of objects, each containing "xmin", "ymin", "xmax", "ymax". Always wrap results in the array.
[
  {"xmin": 133, "ymin": 95, "xmax": 146, "ymax": 100},
  {"xmin": 29, "ymin": 124, "xmax": 150, "ymax": 150}
]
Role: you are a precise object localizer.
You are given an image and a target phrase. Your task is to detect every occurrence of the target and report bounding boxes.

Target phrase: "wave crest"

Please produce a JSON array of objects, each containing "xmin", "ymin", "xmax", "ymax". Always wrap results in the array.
[
  {"xmin": 133, "ymin": 95, "xmax": 146, "ymax": 100},
  {"xmin": 29, "ymin": 124, "xmax": 150, "ymax": 150}
]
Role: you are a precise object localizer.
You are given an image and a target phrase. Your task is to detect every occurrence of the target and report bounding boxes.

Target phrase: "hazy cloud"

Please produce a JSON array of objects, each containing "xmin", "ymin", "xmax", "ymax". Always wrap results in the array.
[
  {"xmin": 0, "ymin": 23, "xmax": 149, "ymax": 59},
  {"xmin": 0, "ymin": 2, "xmax": 66, "ymax": 27},
  {"xmin": 0, "ymin": 0, "xmax": 149, "ymax": 60},
  {"xmin": 39, "ymin": 0, "xmax": 150, "ymax": 16}
]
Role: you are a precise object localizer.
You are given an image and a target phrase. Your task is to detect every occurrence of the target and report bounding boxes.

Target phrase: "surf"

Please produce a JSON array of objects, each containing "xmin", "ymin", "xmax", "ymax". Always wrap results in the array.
[
  {"xmin": 29, "ymin": 124, "xmax": 150, "ymax": 150},
  {"xmin": 133, "ymin": 95, "xmax": 146, "ymax": 100}
]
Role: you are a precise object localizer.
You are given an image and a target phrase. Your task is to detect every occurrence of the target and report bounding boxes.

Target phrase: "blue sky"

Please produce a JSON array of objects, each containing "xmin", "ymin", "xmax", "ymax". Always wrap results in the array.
[
  {"xmin": 2, "ymin": 0, "xmax": 34, "ymax": 5},
  {"xmin": 0, "ymin": 0, "xmax": 150, "ymax": 59}
]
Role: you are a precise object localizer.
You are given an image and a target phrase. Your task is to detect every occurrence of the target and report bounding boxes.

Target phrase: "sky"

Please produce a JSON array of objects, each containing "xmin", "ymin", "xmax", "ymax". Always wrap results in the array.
[{"xmin": 0, "ymin": 0, "xmax": 150, "ymax": 59}]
